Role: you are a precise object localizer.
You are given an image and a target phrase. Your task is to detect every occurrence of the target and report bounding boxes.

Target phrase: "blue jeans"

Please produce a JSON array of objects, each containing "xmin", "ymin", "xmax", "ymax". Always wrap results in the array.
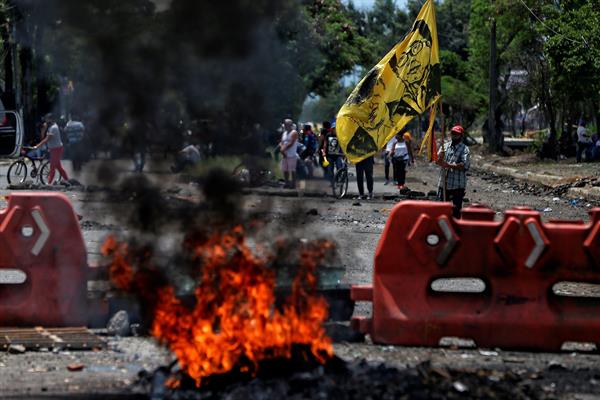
[
  {"xmin": 325, "ymin": 155, "xmax": 343, "ymax": 182},
  {"xmin": 27, "ymin": 145, "xmax": 47, "ymax": 159}
]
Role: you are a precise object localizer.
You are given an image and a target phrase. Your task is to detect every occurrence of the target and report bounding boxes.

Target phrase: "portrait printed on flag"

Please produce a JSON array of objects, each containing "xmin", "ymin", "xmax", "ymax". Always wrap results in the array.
[{"xmin": 336, "ymin": 0, "xmax": 441, "ymax": 164}]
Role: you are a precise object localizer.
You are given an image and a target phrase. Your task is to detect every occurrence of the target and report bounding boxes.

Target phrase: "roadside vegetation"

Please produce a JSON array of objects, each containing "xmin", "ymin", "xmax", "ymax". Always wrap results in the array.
[{"xmin": 0, "ymin": 0, "xmax": 596, "ymax": 156}]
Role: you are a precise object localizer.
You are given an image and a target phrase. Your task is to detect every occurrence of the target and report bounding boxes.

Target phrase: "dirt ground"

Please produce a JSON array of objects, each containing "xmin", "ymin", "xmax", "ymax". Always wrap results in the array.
[{"xmin": 1, "ymin": 156, "xmax": 600, "ymax": 398}]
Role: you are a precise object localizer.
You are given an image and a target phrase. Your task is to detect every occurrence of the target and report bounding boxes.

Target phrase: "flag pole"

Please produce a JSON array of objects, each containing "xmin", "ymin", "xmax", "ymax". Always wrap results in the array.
[{"xmin": 440, "ymin": 100, "xmax": 448, "ymax": 202}]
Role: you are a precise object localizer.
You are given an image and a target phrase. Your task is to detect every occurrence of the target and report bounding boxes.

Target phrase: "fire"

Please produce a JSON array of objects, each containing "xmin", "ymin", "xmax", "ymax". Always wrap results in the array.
[
  {"xmin": 101, "ymin": 236, "xmax": 134, "ymax": 290},
  {"xmin": 102, "ymin": 227, "xmax": 333, "ymax": 386}
]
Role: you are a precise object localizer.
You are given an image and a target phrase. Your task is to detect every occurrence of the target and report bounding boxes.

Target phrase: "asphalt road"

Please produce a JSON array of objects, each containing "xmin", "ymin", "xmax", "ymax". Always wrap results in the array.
[{"xmin": 1, "ymin": 156, "xmax": 600, "ymax": 398}]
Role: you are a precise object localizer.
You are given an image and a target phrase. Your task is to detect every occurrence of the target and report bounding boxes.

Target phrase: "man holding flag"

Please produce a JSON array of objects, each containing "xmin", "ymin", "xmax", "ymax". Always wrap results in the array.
[{"xmin": 437, "ymin": 125, "xmax": 470, "ymax": 218}]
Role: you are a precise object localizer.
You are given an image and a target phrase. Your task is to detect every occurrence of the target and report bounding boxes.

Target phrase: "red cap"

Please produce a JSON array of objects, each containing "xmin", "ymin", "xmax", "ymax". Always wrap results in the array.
[{"xmin": 450, "ymin": 125, "xmax": 464, "ymax": 135}]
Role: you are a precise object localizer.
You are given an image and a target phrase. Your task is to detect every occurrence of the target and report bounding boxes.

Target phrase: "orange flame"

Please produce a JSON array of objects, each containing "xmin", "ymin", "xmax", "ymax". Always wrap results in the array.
[
  {"xmin": 101, "ymin": 235, "xmax": 134, "ymax": 290},
  {"xmin": 103, "ymin": 227, "xmax": 333, "ymax": 386}
]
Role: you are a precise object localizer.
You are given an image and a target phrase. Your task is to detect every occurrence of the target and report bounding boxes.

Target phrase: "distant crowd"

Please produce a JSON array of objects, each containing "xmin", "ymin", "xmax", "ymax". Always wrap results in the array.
[
  {"xmin": 277, "ymin": 118, "xmax": 471, "ymax": 217},
  {"xmin": 575, "ymin": 120, "xmax": 600, "ymax": 162}
]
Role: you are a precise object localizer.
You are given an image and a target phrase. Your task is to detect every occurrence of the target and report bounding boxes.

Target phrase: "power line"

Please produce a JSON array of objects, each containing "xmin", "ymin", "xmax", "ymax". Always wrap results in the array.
[{"xmin": 516, "ymin": 0, "xmax": 587, "ymax": 46}]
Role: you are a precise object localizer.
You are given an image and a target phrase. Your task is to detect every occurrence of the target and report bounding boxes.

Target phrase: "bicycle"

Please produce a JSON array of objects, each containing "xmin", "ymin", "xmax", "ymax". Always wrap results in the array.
[
  {"xmin": 7, "ymin": 146, "xmax": 52, "ymax": 185},
  {"xmin": 331, "ymin": 157, "xmax": 349, "ymax": 199}
]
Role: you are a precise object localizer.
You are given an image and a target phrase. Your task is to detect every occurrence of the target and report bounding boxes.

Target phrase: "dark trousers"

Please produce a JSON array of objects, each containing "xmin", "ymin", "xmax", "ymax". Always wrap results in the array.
[
  {"xmin": 393, "ymin": 157, "xmax": 407, "ymax": 185},
  {"xmin": 384, "ymin": 154, "xmax": 391, "ymax": 180},
  {"xmin": 438, "ymin": 188, "xmax": 466, "ymax": 219},
  {"xmin": 355, "ymin": 157, "xmax": 374, "ymax": 196},
  {"xmin": 577, "ymin": 142, "xmax": 591, "ymax": 162}
]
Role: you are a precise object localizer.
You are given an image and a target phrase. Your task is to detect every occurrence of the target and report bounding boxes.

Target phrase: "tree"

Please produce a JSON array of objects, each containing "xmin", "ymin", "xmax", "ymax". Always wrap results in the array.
[
  {"xmin": 0, "ymin": 0, "xmax": 374, "ymax": 156},
  {"xmin": 544, "ymin": 0, "xmax": 600, "ymax": 128},
  {"xmin": 468, "ymin": 0, "xmax": 538, "ymax": 152}
]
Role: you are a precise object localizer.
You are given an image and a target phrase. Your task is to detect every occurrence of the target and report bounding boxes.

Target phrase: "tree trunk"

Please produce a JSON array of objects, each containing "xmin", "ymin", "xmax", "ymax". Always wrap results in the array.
[
  {"xmin": 1, "ymin": 11, "xmax": 15, "ymax": 109},
  {"xmin": 19, "ymin": 46, "xmax": 35, "ymax": 138},
  {"xmin": 487, "ymin": 15, "xmax": 502, "ymax": 152}
]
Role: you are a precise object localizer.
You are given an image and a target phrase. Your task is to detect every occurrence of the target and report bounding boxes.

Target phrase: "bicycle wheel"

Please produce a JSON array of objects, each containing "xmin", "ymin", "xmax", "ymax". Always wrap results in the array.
[
  {"xmin": 7, "ymin": 160, "xmax": 28, "ymax": 185},
  {"xmin": 40, "ymin": 161, "xmax": 51, "ymax": 185},
  {"xmin": 332, "ymin": 168, "xmax": 349, "ymax": 199}
]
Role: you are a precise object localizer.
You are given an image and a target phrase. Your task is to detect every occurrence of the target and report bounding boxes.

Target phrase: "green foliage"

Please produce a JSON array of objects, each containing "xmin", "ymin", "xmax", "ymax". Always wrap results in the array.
[
  {"xmin": 544, "ymin": 1, "xmax": 600, "ymax": 105},
  {"xmin": 440, "ymin": 50, "xmax": 468, "ymax": 80},
  {"xmin": 437, "ymin": 0, "xmax": 471, "ymax": 57},
  {"xmin": 5, "ymin": 0, "xmax": 600, "ymax": 158},
  {"xmin": 442, "ymin": 75, "xmax": 485, "ymax": 127},
  {"xmin": 303, "ymin": 0, "xmax": 372, "ymax": 95},
  {"xmin": 360, "ymin": 0, "xmax": 410, "ymax": 67}
]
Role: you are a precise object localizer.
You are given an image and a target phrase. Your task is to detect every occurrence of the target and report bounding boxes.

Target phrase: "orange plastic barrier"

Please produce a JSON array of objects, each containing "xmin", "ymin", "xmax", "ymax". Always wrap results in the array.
[
  {"xmin": 0, "ymin": 193, "xmax": 88, "ymax": 326},
  {"xmin": 352, "ymin": 201, "xmax": 600, "ymax": 351}
]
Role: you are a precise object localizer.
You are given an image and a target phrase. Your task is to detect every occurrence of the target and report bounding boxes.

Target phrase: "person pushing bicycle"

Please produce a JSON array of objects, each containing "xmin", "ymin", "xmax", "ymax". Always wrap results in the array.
[{"xmin": 320, "ymin": 121, "xmax": 344, "ymax": 182}]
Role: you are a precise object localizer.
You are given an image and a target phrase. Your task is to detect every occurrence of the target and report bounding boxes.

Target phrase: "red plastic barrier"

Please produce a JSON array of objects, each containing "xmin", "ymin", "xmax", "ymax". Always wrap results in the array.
[
  {"xmin": 352, "ymin": 201, "xmax": 600, "ymax": 351},
  {"xmin": 0, "ymin": 192, "xmax": 88, "ymax": 326}
]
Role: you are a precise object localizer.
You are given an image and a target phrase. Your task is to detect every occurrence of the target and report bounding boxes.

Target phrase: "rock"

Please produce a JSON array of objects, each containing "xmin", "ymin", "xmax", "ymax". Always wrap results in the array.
[
  {"xmin": 352, "ymin": 202, "xmax": 361, "ymax": 206},
  {"xmin": 67, "ymin": 178, "xmax": 83, "ymax": 186},
  {"xmin": 547, "ymin": 360, "xmax": 566, "ymax": 371},
  {"xmin": 453, "ymin": 381, "xmax": 469, "ymax": 393},
  {"xmin": 323, "ymin": 322, "xmax": 365, "ymax": 343},
  {"xmin": 306, "ymin": 208, "xmax": 319, "ymax": 216},
  {"xmin": 67, "ymin": 363, "xmax": 85, "ymax": 372},
  {"xmin": 8, "ymin": 344, "xmax": 26, "ymax": 354},
  {"xmin": 107, "ymin": 310, "xmax": 131, "ymax": 337}
]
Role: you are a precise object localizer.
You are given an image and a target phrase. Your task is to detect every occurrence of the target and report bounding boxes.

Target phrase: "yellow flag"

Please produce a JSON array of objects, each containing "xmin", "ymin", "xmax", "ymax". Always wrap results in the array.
[{"xmin": 336, "ymin": 0, "xmax": 441, "ymax": 164}]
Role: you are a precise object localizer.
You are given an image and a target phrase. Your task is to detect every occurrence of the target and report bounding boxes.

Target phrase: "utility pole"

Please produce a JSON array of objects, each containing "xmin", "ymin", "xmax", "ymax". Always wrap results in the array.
[{"xmin": 488, "ymin": 5, "xmax": 499, "ymax": 152}]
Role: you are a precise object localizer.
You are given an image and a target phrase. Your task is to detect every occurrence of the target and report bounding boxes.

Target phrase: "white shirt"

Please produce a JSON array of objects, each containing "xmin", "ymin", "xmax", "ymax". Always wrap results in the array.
[
  {"xmin": 281, "ymin": 130, "xmax": 298, "ymax": 158},
  {"xmin": 181, "ymin": 145, "xmax": 201, "ymax": 163},
  {"xmin": 393, "ymin": 141, "xmax": 409, "ymax": 160},
  {"xmin": 385, "ymin": 137, "xmax": 398, "ymax": 153},
  {"xmin": 577, "ymin": 126, "xmax": 592, "ymax": 144}
]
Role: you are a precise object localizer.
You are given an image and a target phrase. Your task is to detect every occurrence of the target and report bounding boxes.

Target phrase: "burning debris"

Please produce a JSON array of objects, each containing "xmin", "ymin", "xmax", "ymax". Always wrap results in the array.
[
  {"xmin": 102, "ymin": 225, "xmax": 334, "ymax": 387},
  {"xmin": 141, "ymin": 358, "xmax": 560, "ymax": 400}
]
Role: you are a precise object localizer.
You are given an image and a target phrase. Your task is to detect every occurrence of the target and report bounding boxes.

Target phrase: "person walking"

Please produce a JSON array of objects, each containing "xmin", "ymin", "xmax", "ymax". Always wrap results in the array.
[
  {"xmin": 391, "ymin": 129, "xmax": 414, "ymax": 190},
  {"xmin": 317, "ymin": 121, "xmax": 331, "ymax": 169},
  {"xmin": 355, "ymin": 156, "xmax": 374, "ymax": 200},
  {"xmin": 300, "ymin": 124, "xmax": 317, "ymax": 159},
  {"xmin": 576, "ymin": 119, "xmax": 592, "ymax": 163},
  {"xmin": 279, "ymin": 118, "xmax": 299, "ymax": 189},
  {"xmin": 320, "ymin": 122, "xmax": 344, "ymax": 182},
  {"xmin": 384, "ymin": 135, "xmax": 397, "ymax": 185},
  {"xmin": 64, "ymin": 115, "xmax": 86, "ymax": 172},
  {"xmin": 34, "ymin": 113, "xmax": 70, "ymax": 184},
  {"xmin": 436, "ymin": 124, "xmax": 470, "ymax": 219}
]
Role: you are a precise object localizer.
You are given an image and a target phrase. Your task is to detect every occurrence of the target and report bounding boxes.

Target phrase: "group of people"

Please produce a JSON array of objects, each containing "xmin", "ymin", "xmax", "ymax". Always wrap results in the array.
[
  {"xmin": 279, "ymin": 118, "xmax": 471, "ymax": 218},
  {"xmin": 278, "ymin": 119, "xmax": 345, "ymax": 190},
  {"xmin": 576, "ymin": 120, "xmax": 600, "ymax": 162}
]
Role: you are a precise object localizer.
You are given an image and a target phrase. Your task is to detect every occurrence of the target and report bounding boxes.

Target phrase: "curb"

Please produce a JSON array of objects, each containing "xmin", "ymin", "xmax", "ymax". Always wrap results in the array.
[
  {"xmin": 475, "ymin": 159, "xmax": 598, "ymax": 202},
  {"xmin": 478, "ymin": 163, "xmax": 571, "ymax": 188},
  {"xmin": 567, "ymin": 187, "xmax": 600, "ymax": 202}
]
